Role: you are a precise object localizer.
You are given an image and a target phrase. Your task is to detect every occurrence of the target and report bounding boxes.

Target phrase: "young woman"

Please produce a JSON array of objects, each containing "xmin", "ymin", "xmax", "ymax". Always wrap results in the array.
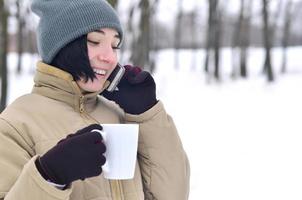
[{"xmin": 0, "ymin": 0, "xmax": 190, "ymax": 199}]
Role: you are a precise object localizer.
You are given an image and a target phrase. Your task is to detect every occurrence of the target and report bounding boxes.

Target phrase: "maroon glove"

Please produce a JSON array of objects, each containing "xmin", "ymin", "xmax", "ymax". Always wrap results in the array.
[
  {"xmin": 102, "ymin": 65, "xmax": 158, "ymax": 114},
  {"xmin": 35, "ymin": 124, "xmax": 106, "ymax": 185}
]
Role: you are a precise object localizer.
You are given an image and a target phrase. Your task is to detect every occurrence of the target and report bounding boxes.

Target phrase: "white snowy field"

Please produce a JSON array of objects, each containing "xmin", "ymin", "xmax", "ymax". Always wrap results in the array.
[{"xmin": 6, "ymin": 47, "xmax": 302, "ymax": 200}]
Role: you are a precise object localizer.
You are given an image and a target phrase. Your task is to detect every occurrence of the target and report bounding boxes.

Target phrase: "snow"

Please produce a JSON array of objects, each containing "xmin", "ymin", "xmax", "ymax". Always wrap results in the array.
[{"xmin": 7, "ymin": 47, "xmax": 302, "ymax": 200}]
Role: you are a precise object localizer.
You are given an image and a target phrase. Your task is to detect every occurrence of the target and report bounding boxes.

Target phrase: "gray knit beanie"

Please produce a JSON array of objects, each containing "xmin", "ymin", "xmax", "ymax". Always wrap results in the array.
[{"xmin": 31, "ymin": 0, "xmax": 123, "ymax": 64}]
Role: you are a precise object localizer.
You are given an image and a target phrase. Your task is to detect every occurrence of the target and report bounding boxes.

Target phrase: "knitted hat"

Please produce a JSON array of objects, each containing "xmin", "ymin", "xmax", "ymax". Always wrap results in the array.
[{"xmin": 31, "ymin": 0, "xmax": 123, "ymax": 64}]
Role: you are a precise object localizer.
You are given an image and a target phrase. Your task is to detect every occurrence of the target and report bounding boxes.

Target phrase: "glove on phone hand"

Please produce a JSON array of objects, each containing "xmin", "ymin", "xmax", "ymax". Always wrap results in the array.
[
  {"xmin": 102, "ymin": 65, "xmax": 158, "ymax": 114},
  {"xmin": 35, "ymin": 124, "xmax": 106, "ymax": 185}
]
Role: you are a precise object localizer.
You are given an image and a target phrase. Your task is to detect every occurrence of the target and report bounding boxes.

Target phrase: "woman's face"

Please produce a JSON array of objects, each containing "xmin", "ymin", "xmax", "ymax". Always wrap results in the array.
[{"xmin": 76, "ymin": 28, "xmax": 120, "ymax": 92}]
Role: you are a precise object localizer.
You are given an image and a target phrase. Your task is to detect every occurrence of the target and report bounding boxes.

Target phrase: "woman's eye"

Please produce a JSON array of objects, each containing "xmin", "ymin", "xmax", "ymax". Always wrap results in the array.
[
  {"xmin": 88, "ymin": 40, "xmax": 99, "ymax": 45},
  {"xmin": 112, "ymin": 46, "xmax": 120, "ymax": 50}
]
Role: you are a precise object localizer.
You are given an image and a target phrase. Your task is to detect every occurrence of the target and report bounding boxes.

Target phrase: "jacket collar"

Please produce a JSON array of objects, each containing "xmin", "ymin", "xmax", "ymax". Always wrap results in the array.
[{"xmin": 32, "ymin": 61, "xmax": 106, "ymax": 113}]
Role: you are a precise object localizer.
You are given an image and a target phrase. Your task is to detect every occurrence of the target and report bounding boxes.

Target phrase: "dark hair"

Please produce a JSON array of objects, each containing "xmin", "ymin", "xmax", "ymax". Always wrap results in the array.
[{"xmin": 50, "ymin": 35, "xmax": 95, "ymax": 82}]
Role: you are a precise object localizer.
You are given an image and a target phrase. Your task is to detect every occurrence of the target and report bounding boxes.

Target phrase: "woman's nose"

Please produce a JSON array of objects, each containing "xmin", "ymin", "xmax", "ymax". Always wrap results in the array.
[{"xmin": 97, "ymin": 47, "xmax": 116, "ymax": 63}]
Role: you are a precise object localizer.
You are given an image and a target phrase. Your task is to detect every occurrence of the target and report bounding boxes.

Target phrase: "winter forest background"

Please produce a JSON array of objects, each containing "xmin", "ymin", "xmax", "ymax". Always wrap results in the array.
[{"xmin": 1, "ymin": 0, "xmax": 302, "ymax": 199}]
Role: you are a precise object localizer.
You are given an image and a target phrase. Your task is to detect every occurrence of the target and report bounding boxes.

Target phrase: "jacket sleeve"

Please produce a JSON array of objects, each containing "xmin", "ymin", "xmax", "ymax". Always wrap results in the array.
[
  {"xmin": 125, "ymin": 101, "xmax": 190, "ymax": 200},
  {"xmin": 0, "ymin": 118, "xmax": 72, "ymax": 200}
]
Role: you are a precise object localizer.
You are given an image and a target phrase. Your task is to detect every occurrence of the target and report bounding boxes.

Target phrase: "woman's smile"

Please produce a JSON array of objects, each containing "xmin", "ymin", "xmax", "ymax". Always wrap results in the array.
[{"xmin": 92, "ymin": 68, "xmax": 108, "ymax": 77}]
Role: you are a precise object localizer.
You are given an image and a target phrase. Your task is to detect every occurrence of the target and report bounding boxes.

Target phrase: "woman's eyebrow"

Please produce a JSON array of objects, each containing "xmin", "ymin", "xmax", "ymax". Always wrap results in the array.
[
  {"xmin": 93, "ymin": 30, "xmax": 104, "ymax": 34},
  {"xmin": 93, "ymin": 30, "xmax": 120, "ymax": 39}
]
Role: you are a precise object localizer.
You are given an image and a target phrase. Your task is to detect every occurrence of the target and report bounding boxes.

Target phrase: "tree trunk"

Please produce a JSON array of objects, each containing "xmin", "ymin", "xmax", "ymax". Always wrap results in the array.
[
  {"xmin": 190, "ymin": 9, "xmax": 197, "ymax": 70},
  {"xmin": 262, "ymin": 0, "xmax": 282, "ymax": 74},
  {"xmin": 149, "ymin": 0, "xmax": 159, "ymax": 73},
  {"xmin": 281, "ymin": 0, "xmax": 293, "ymax": 74},
  {"xmin": 16, "ymin": 0, "xmax": 24, "ymax": 74},
  {"xmin": 213, "ymin": 0, "xmax": 221, "ymax": 81},
  {"xmin": 232, "ymin": 0, "xmax": 252, "ymax": 79},
  {"xmin": 130, "ymin": 0, "xmax": 151, "ymax": 70},
  {"xmin": 213, "ymin": 10, "xmax": 221, "ymax": 81},
  {"xmin": 262, "ymin": 0, "xmax": 274, "ymax": 82},
  {"xmin": 0, "ymin": 0, "xmax": 9, "ymax": 111},
  {"xmin": 205, "ymin": 0, "xmax": 214, "ymax": 74},
  {"xmin": 231, "ymin": 0, "xmax": 244, "ymax": 78},
  {"xmin": 174, "ymin": 0, "xmax": 183, "ymax": 70},
  {"xmin": 204, "ymin": 0, "xmax": 221, "ymax": 80},
  {"xmin": 239, "ymin": 0, "xmax": 252, "ymax": 78}
]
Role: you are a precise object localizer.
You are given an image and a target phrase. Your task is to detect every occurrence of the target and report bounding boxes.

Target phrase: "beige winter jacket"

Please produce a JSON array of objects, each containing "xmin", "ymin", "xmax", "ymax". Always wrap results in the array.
[{"xmin": 0, "ymin": 62, "xmax": 190, "ymax": 200}]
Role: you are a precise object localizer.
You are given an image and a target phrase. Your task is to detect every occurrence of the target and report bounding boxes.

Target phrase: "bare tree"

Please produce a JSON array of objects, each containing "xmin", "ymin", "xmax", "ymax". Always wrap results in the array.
[
  {"xmin": 204, "ymin": 0, "xmax": 222, "ymax": 81},
  {"xmin": 232, "ymin": 0, "xmax": 252, "ymax": 79},
  {"xmin": 281, "ymin": 0, "xmax": 293, "ymax": 73},
  {"xmin": 239, "ymin": 0, "xmax": 252, "ymax": 78},
  {"xmin": 149, "ymin": 0, "xmax": 159, "ymax": 73},
  {"xmin": 130, "ymin": 0, "xmax": 151, "ymax": 70},
  {"xmin": 262, "ymin": 0, "xmax": 274, "ymax": 82},
  {"xmin": 190, "ymin": 8, "xmax": 197, "ymax": 70},
  {"xmin": 16, "ymin": 0, "xmax": 26, "ymax": 74},
  {"xmin": 174, "ymin": 0, "xmax": 183, "ymax": 70},
  {"xmin": 0, "ymin": 0, "xmax": 9, "ymax": 111},
  {"xmin": 270, "ymin": 0, "xmax": 283, "ymax": 41},
  {"xmin": 204, "ymin": 0, "xmax": 214, "ymax": 75},
  {"xmin": 120, "ymin": 2, "xmax": 136, "ymax": 64}
]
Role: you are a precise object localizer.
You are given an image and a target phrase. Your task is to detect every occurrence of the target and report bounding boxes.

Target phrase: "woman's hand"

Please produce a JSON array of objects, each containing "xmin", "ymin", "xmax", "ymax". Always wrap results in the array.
[
  {"xmin": 35, "ymin": 124, "xmax": 106, "ymax": 185},
  {"xmin": 102, "ymin": 65, "xmax": 158, "ymax": 114}
]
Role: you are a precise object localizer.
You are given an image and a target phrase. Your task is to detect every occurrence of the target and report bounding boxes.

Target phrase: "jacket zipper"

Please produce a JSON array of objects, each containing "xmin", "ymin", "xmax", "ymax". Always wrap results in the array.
[{"xmin": 79, "ymin": 96, "xmax": 123, "ymax": 200}]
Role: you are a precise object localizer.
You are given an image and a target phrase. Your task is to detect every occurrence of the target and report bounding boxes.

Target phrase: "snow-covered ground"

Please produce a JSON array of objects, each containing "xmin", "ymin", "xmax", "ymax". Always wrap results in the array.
[{"xmin": 7, "ymin": 48, "xmax": 302, "ymax": 200}]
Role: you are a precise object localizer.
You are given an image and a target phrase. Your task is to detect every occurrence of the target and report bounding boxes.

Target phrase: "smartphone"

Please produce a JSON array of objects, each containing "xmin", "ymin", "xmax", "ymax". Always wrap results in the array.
[{"xmin": 106, "ymin": 63, "xmax": 125, "ymax": 92}]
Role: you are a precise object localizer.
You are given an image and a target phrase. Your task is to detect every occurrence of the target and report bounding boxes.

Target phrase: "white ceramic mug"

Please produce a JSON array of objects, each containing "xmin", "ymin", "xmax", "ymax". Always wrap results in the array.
[{"xmin": 92, "ymin": 124, "xmax": 139, "ymax": 180}]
